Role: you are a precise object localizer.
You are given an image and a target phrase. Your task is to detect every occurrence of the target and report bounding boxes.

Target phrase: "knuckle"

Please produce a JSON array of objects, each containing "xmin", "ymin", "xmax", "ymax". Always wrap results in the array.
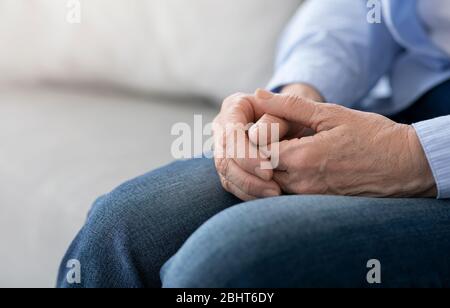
[
  {"xmin": 281, "ymin": 94, "xmax": 303, "ymax": 110},
  {"xmin": 215, "ymin": 158, "xmax": 230, "ymax": 177},
  {"xmin": 324, "ymin": 103, "xmax": 343, "ymax": 112},
  {"xmin": 220, "ymin": 177, "xmax": 231, "ymax": 192},
  {"xmin": 321, "ymin": 103, "xmax": 345, "ymax": 120},
  {"xmin": 223, "ymin": 92, "xmax": 249, "ymax": 108},
  {"xmin": 214, "ymin": 158, "xmax": 221, "ymax": 172},
  {"xmin": 241, "ymin": 175, "xmax": 254, "ymax": 194},
  {"xmin": 230, "ymin": 92, "xmax": 247, "ymax": 99}
]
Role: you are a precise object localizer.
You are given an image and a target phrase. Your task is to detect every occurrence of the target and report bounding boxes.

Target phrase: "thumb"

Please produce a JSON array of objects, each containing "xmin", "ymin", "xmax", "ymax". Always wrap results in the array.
[
  {"xmin": 254, "ymin": 89, "xmax": 338, "ymax": 132},
  {"xmin": 248, "ymin": 114, "xmax": 290, "ymax": 146}
]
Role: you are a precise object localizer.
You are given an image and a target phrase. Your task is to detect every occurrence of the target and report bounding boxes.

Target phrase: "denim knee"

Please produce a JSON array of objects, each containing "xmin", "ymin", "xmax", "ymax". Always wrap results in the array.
[
  {"xmin": 57, "ymin": 182, "xmax": 158, "ymax": 287},
  {"xmin": 58, "ymin": 158, "xmax": 239, "ymax": 288},
  {"xmin": 159, "ymin": 197, "xmax": 324, "ymax": 288},
  {"xmin": 160, "ymin": 195, "xmax": 389, "ymax": 288}
]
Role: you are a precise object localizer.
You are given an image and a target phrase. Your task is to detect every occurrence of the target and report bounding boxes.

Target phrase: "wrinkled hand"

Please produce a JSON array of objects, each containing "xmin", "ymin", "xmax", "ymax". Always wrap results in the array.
[
  {"xmin": 253, "ymin": 89, "xmax": 437, "ymax": 198},
  {"xmin": 213, "ymin": 85, "xmax": 323, "ymax": 201},
  {"xmin": 212, "ymin": 93, "xmax": 281, "ymax": 201},
  {"xmin": 248, "ymin": 84, "xmax": 324, "ymax": 146}
]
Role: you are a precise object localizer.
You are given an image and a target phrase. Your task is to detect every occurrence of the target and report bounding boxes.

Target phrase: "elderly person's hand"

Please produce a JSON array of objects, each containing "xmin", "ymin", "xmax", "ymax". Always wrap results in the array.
[
  {"xmin": 253, "ymin": 89, "xmax": 437, "ymax": 198},
  {"xmin": 212, "ymin": 93, "xmax": 281, "ymax": 201},
  {"xmin": 213, "ymin": 84, "xmax": 323, "ymax": 201},
  {"xmin": 248, "ymin": 84, "xmax": 324, "ymax": 146}
]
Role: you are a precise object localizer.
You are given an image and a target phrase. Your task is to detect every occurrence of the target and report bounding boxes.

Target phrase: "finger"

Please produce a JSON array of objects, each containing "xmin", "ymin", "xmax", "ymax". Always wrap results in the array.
[
  {"xmin": 215, "ymin": 121, "xmax": 273, "ymax": 181},
  {"xmin": 219, "ymin": 159, "xmax": 281, "ymax": 198},
  {"xmin": 234, "ymin": 143, "xmax": 274, "ymax": 181},
  {"xmin": 221, "ymin": 93, "xmax": 266, "ymax": 125},
  {"xmin": 260, "ymin": 139, "xmax": 299, "ymax": 172},
  {"xmin": 249, "ymin": 114, "xmax": 313, "ymax": 146},
  {"xmin": 219, "ymin": 174, "xmax": 256, "ymax": 202},
  {"xmin": 248, "ymin": 114, "xmax": 290, "ymax": 146},
  {"xmin": 285, "ymin": 124, "xmax": 315, "ymax": 139},
  {"xmin": 254, "ymin": 89, "xmax": 339, "ymax": 132},
  {"xmin": 215, "ymin": 94, "xmax": 275, "ymax": 180}
]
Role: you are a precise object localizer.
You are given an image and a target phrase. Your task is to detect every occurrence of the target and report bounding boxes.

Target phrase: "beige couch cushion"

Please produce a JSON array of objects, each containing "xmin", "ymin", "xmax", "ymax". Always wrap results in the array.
[{"xmin": 0, "ymin": 0, "xmax": 302, "ymax": 102}]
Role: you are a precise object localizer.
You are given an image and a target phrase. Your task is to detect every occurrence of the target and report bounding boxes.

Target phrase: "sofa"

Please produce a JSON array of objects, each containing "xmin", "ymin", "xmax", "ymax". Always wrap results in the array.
[{"xmin": 0, "ymin": 0, "xmax": 303, "ymax": 287}]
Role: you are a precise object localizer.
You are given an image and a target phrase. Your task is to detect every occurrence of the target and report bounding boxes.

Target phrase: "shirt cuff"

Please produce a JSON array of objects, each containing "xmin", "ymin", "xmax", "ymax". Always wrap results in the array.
[{"xmin": 413, "ymin": 116, "xmax": 450, "ymax": 199}]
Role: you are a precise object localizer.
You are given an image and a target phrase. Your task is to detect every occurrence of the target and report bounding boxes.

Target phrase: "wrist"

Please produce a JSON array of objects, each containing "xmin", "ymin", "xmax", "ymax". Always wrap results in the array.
[{"xmin": 281, "ymin": 83, "xmax": 324, "ymax": 102}]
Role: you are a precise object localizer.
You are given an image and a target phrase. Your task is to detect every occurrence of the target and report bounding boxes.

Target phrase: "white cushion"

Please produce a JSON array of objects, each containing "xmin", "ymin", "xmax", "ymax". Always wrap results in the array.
[{"xmin": 0, "ymin": 0, "xmax": 302, "ymax": 102}]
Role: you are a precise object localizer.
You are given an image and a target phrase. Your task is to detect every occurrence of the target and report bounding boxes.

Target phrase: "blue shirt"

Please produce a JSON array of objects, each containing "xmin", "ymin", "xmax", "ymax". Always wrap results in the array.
[{"xmin": 268, "ymin": 0, "xmax": 450, "ymax": 199}]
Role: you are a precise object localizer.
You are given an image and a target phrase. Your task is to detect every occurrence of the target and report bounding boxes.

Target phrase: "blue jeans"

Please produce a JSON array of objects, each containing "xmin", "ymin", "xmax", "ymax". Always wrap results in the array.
[{"xmin": 57, "ymin": 80, "xmax": 450, "ymax": 288}]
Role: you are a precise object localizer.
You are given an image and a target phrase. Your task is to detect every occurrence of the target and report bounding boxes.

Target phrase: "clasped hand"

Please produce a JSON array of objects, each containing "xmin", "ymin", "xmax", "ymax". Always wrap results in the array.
[{"xmin": 213, "ymin": 88, "xmax": 437, "ymax": 201}]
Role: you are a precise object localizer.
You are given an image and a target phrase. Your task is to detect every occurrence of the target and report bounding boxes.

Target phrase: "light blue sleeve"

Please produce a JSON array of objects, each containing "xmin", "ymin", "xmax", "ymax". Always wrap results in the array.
[
  {"xmin": 268, "ymin": 0, "xmax": 401, "ymax": 107},
  {"xmin": 413, "ymin": 117, "xmax": 450, "ymax": 199}
]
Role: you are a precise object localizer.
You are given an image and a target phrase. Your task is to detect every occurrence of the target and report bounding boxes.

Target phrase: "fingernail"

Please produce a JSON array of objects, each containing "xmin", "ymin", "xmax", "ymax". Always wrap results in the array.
[
  {"xmin": 263, "ymin": 189, "xmax": 280, "ymax": 197},
  {"xmin": 255, "ymin": 88, "xmax": 274, "ymax": 100}
]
